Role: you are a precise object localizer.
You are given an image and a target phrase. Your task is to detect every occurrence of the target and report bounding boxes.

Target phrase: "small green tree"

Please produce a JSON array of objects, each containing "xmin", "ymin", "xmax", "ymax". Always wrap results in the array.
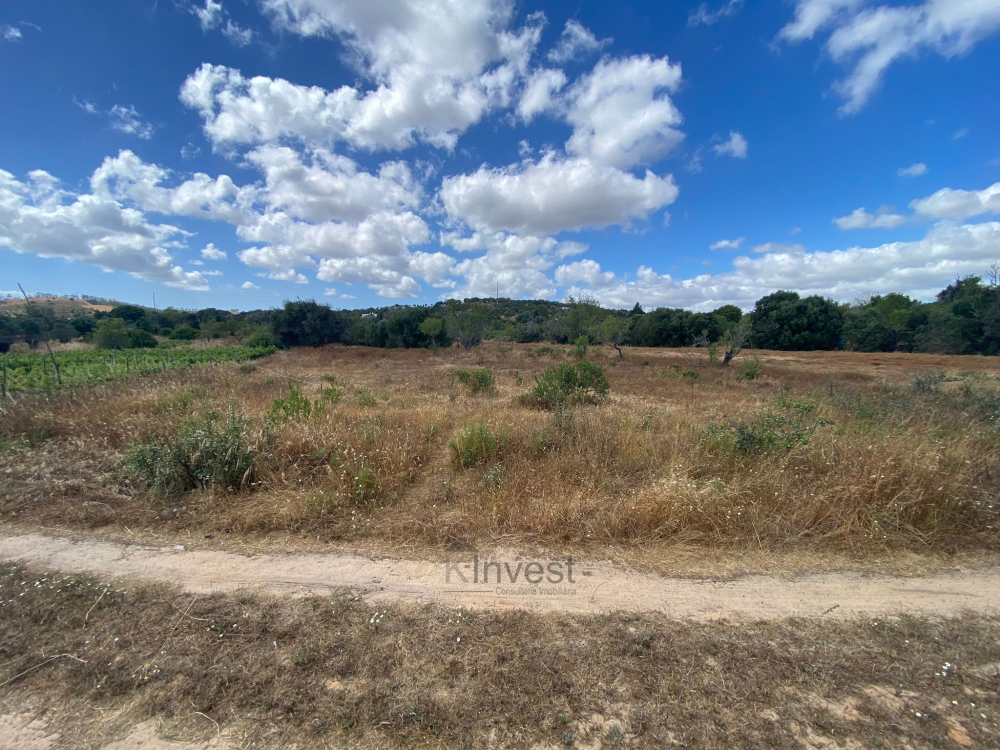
[
  {"xmin": 418, "ymin": 316, "xmax": 445, "ymax": 347},
  {"xmin": 446, "ymin": 301, "xmax": 492, "ymax": 350},
  {"xmin": 168, "ymin": 324, "xmax": 199, "ymax": 341},
  {"xmin": 595, "ymin": 316, "xmax": 631, "ymax": 359},
  {"xmin": 93, "ymin": 318, "xmax": 130, "ymax": 350}
]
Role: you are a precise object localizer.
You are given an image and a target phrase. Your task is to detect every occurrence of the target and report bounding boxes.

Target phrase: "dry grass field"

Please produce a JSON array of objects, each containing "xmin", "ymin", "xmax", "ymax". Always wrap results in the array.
[
  {"xmin": 2, "ymin": 344, "xmax": 1000, "ymax": 749},
  {"xmin": 2, "ymin": 343, "xmax": 998, "ymax": 571}
]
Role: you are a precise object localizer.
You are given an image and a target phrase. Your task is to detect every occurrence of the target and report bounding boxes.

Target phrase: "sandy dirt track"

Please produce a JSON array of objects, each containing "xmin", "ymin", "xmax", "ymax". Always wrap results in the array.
[{"xmin": 2, "ymin": 531, "xmax": 998, "ymax": 620}]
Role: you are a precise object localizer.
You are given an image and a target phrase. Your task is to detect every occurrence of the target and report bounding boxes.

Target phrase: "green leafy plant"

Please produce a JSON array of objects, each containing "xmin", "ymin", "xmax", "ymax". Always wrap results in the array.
[
  {"xmin": 352, "ymin": 461, "xmax": 381, "ymax": 505},
  {"xmin": 449, "ymin": 422, "xmax": 509, "ymax": 467},
  {"xmin": 520, "ymin": 360, "xmax": 610, "ymax": 409},
  {"xmin": 736, "ymin": 356, "xmax": 763, "ymax": 382},
  {"xmin": 455, "ymin": 367, "xmax": 496, "ymax": 394},
  {"xmin": 481, "ymin": 462, "xmax": 507, "ymax": 489},
  {"xmin": 244, "ymin": 328, "xmax": 278, "ymax": 349},
  {"xmin": 125, "ymin": 407, "xmax": 256, "ymax": 495},
  {"xmin": 703, "ymin": 405, "xmax": 827, "ymax": 455},
  {"xmin": 269, "ymin": 383, "xmax": 318, "ymax": 422},
  {"xmin": 659, "ymin": 364, "xmax": 699, "ymax": 381}
]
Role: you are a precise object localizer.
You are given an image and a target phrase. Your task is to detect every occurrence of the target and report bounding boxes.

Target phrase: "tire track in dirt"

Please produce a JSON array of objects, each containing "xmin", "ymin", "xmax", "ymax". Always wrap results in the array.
[{"xmin": 2, "ymin": 531, "xmax": 998, "ymax": 620}]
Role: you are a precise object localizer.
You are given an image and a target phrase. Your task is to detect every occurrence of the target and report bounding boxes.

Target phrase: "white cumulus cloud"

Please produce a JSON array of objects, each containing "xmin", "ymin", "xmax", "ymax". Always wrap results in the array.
[
  {"xmin": 0, "ymin": 167, "xmax": 207, "ymax": 290},
  {"xmin": 710, "ymin": 237, "xmax": 745, "ymax": 250},
  {"xmin": 779, "ymin": 0, "xmax": 1000, "ymax": 115},
  {"xmin": 713, "ymin": 131, "xmax": 748, "ymax": 159},
  {"xmin": 200, "ymin": 243, "xmax": 227, "ymax": 260},
  {"xmin": 108, "ymin": 105, "xmax": 154, "ymax": 140},
  {"xmin": 563, "ymin": 221, "xmax": 1000, "ymax": 310},
  {"xmin": 834, "ymin": 207, "xmax": 907, "ymax": 229},
  {"xmin": 564, "ymin": 54, "xmax": 684, "ymax": 169},
  {"xmin": 898, "ymin": 162, "xmax": 928, "ymax": 177},
  {"xmin": 910, "ymin": 181, "xmax": 1000, "ymax": 219},
  {"xmin": 547, "ymin": 19, "xmax": 610, "ymax": 63},
  {"xmin": 517, "ymin": 68, "xmax": 567, "ymax": 122},
  {"xmin": 440, "ymin": 153, "xmax": 678, "ymax": 236},
  {"xmin": 184, "ymin": 0, "xmax": 544, "ymax": 152}
]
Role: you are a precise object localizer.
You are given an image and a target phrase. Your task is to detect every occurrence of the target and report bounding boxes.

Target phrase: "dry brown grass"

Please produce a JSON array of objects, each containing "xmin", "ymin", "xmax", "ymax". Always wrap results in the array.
[
  {"xmin": 1, "ymin": 344, "xmax": 998, "ymax": 566},
  {"xmin": 1, "ymin": 561, "xmax": 999, "ymax": 749}
]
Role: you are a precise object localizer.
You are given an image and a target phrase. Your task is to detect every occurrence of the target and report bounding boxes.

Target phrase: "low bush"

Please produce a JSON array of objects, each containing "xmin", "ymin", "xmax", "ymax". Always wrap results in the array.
[
  {"xmin": 244, "ymin": 328, "xmax": 277, "ymax": 349},
  {"xmin": 449, "ymin": 422, "xmax": 510, "ymax": 467},
  {"xmin": 455, "ymin": 368, "xmax": 496, "ymax": 394},
  {"xmin": 658, "ymin": 364, "xmax": 699, "ymax": 381},
  {"xmin": 125, "ymin": 408, "xmax": 256, "ymax": 495},
  {"xmin": 352, "ymin": 461, "xmax": 381, "ymax": 505},
  {"xmin": 269, "ymin": 383, "xmax": 319, "ymax": 422},
  {"xmin": 703, "ymin": 405, "xmax": 826, "ymax": 455},
  {"xmin": 481, "ymin": 462, "xmax": 507, "ymax": 489},
  {"xmin": 356, "ymin": 391, "xmax": 378, "ymax": 407},
  {"xmin": 320, "ymin": 374, "xmax": 345, "ymax": 404},
  {"xmin": 520, "ymin": 360, "xmax": 610, "ymax": 409},
  {"xmin": 911, "ymin": 369, "xmax": 946, "ymax": 395},
  {"xmin": 736, "ymin": 356, "xmax": 763, "ymax": 382}
]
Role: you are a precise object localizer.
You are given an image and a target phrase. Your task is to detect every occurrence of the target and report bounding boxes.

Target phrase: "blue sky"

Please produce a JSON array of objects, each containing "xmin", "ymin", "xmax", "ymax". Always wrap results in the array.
[{"xmin": 1, "ymin": 0, "xmax": 999, "ymax": 312}]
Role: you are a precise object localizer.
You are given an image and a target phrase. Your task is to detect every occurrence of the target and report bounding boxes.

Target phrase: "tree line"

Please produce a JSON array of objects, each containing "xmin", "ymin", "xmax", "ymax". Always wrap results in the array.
[{"xmin": 4, "ymin": 270, "xmax": 1000, "ymax": 356}]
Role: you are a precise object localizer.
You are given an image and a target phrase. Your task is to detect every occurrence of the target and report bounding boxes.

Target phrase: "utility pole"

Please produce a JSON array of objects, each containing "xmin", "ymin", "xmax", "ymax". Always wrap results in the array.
[{"xmin": 17, "ymin": 283, "xmax": 62, "ymax": 386}]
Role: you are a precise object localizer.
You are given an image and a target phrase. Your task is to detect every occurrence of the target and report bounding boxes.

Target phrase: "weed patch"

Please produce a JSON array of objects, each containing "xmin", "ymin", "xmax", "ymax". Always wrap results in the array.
[
  {"xmin": 125, "ymin": 407, "xmax": 257, "ymax": 495},
  {"xmin": 520, "ymin": 361, "xmax": 610, "ymax": 409},
  {"xmin": 449, "ymin": 422, "xmax": 510, "ymax": 467},
  {"xmin": 455, "ymin": 368, "xmax": 496, "ymax": 394}
]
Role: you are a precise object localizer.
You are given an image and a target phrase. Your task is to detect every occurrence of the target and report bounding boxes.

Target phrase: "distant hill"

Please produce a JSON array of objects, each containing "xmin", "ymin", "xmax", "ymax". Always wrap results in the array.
[{"xmin": 0, "ymin": 296, "xmax": 118, "ymax": 317}]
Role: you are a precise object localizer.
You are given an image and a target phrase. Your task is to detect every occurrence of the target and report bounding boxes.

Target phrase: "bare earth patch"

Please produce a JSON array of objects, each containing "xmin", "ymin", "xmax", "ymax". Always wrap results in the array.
[
  {"xmin": 2, "ymin": 531, "xmax": 999, "ymax": 619},
  {"xmin": 1, "ymin": 560, "xmax": 998, "ymax": 749}
]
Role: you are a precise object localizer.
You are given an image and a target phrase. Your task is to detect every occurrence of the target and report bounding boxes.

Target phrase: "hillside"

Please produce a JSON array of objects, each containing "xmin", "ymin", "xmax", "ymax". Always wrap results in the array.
[{"xmin": 0, "ymin": 296, "xmax": 118, "ymax": 317}]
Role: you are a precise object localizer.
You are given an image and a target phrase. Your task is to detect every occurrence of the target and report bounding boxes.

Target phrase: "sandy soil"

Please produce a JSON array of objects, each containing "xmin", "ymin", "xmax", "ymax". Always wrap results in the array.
[
  {"xmin": 0, "ymin": 714, "xmax": 233, "ymax": 750},
  {"xmin": 2, "ymin": 531, "xmax": 998, "ymax": 620}
]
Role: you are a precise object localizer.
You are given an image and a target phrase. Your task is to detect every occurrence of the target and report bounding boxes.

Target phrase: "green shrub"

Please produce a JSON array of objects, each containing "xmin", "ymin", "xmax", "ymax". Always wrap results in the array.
[
  {"xmin": 168, "ymin": 324, "xmax": 199, "ymax": 341},
  {"xmin": 244, "ymin": 328, "xmax": 277, "ymax": 349},
  {"xmin": 356, "ymin": 391, "xmax": 377, "ymax": 407},
  {"xmin": 319, "ymin": 375, "xmax": 344, "ymax": 404},
  {"xmin": 455, "ymin": 367, "xmax": 496, "ymax": 394},
  {"xmin": 572, "ymin": 335, "xmax": 589, "ymax": 359},
  {"xmin": 911, "ymin": 369, "xmax": 946, "ymax": 396},
  {"xmin": 736, "ymin": 356, "xmax": 762, "ymax": 382},
  {"xmin": 531, "ymin": 429, "xmax": 555, "ymax": 454},
  {"xmin": 703, "ymin": 407, "xmax": 826, "ymax": 455},
  {"xmin": 449, "ymin": 422, "xmax": 510, "ymax": 467},
  {"xmin": 533, "ymin": 346, "xmax": 565, "ymax": 358},
  {"xmin": 659, "ymin": 364, "xmax": 699, "ymax": 381},
  {"xmin": 125, "ymin": 408, "xmax": 256, "ymax": 495},
  {"xmin": 127, "ymin": 329, "xmax": 158, "ymax": 349},
  {"xmin": 521, "ymin": 360, "xmax": 610, "ymax": 409},
  {"xmin": 352, "ymin": 461, "xmax": 381, "ymax": 505},
  {"xmin": 239, "ymin": 363, "xmax": 256, "ymax": 374},
  {"xmin": 268, "ymin": 383, "xmax": 319, "ymax": 422},
  {"xmin": 481, "ymin": 462, "xmax": 507, "ymax": 489}
]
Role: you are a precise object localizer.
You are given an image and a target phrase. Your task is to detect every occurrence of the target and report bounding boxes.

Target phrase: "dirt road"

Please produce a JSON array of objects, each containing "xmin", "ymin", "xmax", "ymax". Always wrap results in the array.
[{"xmin": 2, "ymin": 531, "xmax": 998, "ymax": 620}]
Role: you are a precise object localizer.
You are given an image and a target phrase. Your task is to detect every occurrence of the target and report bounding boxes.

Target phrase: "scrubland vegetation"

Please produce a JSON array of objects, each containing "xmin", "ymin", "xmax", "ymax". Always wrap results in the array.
[
  {"xmin": 2, "ymin": 342, "xmax": 998, "ymax": 565},
  {"xmin": 3, "ymin": 299, "xmax": 1000, "ymax": 749}
]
